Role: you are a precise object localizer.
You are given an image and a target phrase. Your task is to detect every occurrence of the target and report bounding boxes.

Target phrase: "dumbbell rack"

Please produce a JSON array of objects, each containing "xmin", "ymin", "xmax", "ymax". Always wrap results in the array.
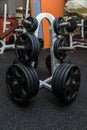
[
  {"xmin": 35, "ymin": 13, "xmax": 58, "ymax": 90},
  {"xmin": 5, "ymin": 13, "xmax": 81, "ymax": 104}
]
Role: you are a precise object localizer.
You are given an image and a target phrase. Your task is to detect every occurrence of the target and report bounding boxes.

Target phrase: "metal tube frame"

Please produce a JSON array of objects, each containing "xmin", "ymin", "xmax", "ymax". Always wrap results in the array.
[
  {"xmin": 69, "ymin": 19, "xmax": 87, "ymax": 49},
  {"xmin": 35, "ymin": 13, "xmax": 58, "ymax": 91},
  {"xmin": 59, "ymin": 22, "xmax": 69, "ymax": 27},
  {"xmin": 25, "ymin": 0, "xmax": 29, "ymax": 18},
  {"xmin": 76, "ymin": 19, "xmax": 84, "ymax": 39}
]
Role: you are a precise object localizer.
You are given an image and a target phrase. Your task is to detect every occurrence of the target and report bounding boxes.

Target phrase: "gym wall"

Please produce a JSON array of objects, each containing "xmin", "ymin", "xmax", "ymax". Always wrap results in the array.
[
  {"xmin": 0, "ymin": 0, "xmax": 23, "ymax": 17},
  {"xmin": 7, "ymin": 0, "xmax": 23, "ymax": 17},
  {"xmin": 0, "ymin": 0, "xmax": 8, "ymax": 16}
]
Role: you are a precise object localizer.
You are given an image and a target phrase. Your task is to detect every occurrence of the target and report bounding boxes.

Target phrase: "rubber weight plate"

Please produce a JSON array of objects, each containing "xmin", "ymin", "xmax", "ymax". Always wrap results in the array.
[
  {"xmin": 17, "ymin": 64, "xmax": 39, "ymax": 100},
  {"xmin": 20, "ymin": 64, "xmax": 35, "ymax": 99},
  {"xmin": 26, "ymin": 66, "xmax": 39, "ymax": 98},
  {"xmin": 52, "ymin": 64, "xmax": 64, "ymax": 97},
  {"xmin": 57, "ymin": 64, "xmax": 71, "ymax": 94},
  {"xmin": 53, "ymin": 17, "xmax": 65, "ymax": 35},
  {"xmin": 53, "ymin": 38, "xmax": 67, "ymax": 61},
  {"xmin": 23, "ymin": 16, "xmax": 38, "ymax": 33},
  {"xmin": 30, "ymin": 34, "xmax": 40, "ymax": 60},
  {"xmin": 66, "ymin": 18, "xmax": 77, "ymax": 33},
  {"xmin": 15, "ymin": 33, "xmax": 40, "ymax": 64},
  {"xmin": 52, "ymin": 64, "xmax": 67, "ymax": 97},
  {"xmin": 6, "ymin": 63, "xmax": 31, "ymax": 103},
  {"xmin": 61, "ymin": 65, "xmax": 81, "ymax": 103}
]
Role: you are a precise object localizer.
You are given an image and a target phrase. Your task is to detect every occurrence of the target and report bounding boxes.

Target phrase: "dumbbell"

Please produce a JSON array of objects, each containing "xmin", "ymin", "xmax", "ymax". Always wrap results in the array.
[
  {"xmin": 53, "ymin": 17, "xmax": 77, "ymax": 35},
  {"xmin": 40, "ymin": 63, "xmax": 81, "ymax": 103},
  {"xmin": 45, "ymin": 37, "xmax": 75, "ymax": 73},
  {"xmin": 22, "ymin": 16, "xmax": 38, "ymax": 33},
  {"xmin": 45, "ymin": 37, "xmax": 76, "ymax": 73},
  {"xmin": 6, "ymin": 62, "xmax": 81, "ymax": 104},
  {"xmin": 52, "ymin": 63, "xmax": 81, "ymax": 103}
]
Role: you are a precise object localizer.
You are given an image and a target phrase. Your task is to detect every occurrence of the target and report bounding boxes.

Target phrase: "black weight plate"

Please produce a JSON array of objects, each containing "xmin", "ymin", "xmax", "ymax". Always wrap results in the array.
[
  {"xmin": 29, "ymin": 67, "xmax": 39, "ymax": 97},
  {"xmin": 26, "ymin": 34, "xmax": 37, "ymax": 62},
  {"xmin": 15, "ymin": 33, "xmax": 34, "ymax": 63},
  {"xmin": 53, "ymin": 38, "xmax": 67, "ymax": 61},
  {"xmin": 15, "ymin": 33, "xmax": 40, "ymax": 64},
  {"xmin": 66, "ymin": 18, "xmax": 77, "ymax": 33},
  {"xmin": 53, "ymin": 17, "xmax": 65, "ymax": 35},
  {"xmin": 29, "ymin": 34, "xmax": 37, "ymax": 61},
  {"xmin": 53, "ymin": 64, "xmax": 67, "ymax": 97},
  {"xmin": 12, "ymin": 63, "xmax": 32, "ymax": 101},
  {"xmin": 57, "ymin": 64, "xmax": 71, "ymax": 94},
  {"xmin": 61, "ymin": 65, "xmax": 81, "ymax": 103},
  {"xmin": 19, "ymin": 64, "xmax": 39, "ymax": 99},
  {"xmin": 23, "ymin": 16, "xmax": 38, "ymax": 32},
  {"xmin": 55, "ymin": 64, "xmax": 69, "ymax": 94},
  {"xmin": 52, "ymin": 64, "xmax": 63, "ymax": 96},
  {"xmin": 24, "ymin": 34, "xmax": 40, "ymax": 61},
  {"xmin": 23, "ymin": 33, "xmax": 36, "ymax": 61},
  {"xmin": 6, "ymin": 66, "xmax": 16, "ymax": 98},
  {"xmin": 31, "ymin": 34, "xmax": 40, "ymax": 60},
  {"xmin": 61, "ymin": 64, "xmax": 74, "ymax": 90},
  {"xmin": 6, "ymin": 63, "xmax": 31, "ymax": 102},
  {"xmin": 27, "ymin": 66, "xmax": 39, "ymax": 97},
  {"xmin": 16, "ymin": 33, "xmax": 40, "ymax": 66},
  {"xmin": 45, "ymin": 55, "xmax": 51, "ymax": 73},
  {"xmin": 52, "ymin": 64, "xmax": 66, "ymax": 97},
  {"xmin": 52, "ymin": 65, "xmax": 60, "ymax": 88},
  {"xmin": 19, "ymin": 64, "xmax": 34, "ymax": 99},
  {"xmin": 25, "ymin": 66, "xmax": 36, "ymax": 98}
]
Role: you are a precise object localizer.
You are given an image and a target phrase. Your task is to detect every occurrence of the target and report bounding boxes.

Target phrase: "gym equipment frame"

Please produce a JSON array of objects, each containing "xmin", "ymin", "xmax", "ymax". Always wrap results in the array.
[
  {"xmin": 35, "ymin": 13, "xmax": 58, "ymax": 90},
  {"xmin": 35, "ymin": 13, "xmax": 80, "ymax": 103}
]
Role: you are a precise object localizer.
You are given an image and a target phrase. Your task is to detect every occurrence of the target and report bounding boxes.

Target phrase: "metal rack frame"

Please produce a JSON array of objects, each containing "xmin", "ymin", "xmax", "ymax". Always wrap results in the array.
[{"xmin": 35, "ymin": 13, "xmax": 58, "ymax": 91}]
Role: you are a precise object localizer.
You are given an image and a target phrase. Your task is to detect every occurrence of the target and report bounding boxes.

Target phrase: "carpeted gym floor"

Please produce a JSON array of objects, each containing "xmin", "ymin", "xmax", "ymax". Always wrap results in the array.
[{"xmin": 0, "ymin": 48, "xmax": 87, "ymax": 130}]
